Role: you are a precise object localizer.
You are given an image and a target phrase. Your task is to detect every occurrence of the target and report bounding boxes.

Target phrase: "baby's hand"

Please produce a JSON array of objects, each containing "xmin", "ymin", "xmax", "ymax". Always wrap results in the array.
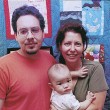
[
  {"xmin": 86, "ymin": 91, "xmax": 96, "ymax": 102},
  {"xmin": 77, "ymin": 66, "xmax": 88, "ymax": 78}
]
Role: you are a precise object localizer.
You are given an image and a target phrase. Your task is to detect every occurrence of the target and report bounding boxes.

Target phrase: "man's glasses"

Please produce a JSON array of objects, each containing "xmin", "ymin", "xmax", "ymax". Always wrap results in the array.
[{"xmin": 17, "ymin": 27, "xmax": 41, "ymax": 37}]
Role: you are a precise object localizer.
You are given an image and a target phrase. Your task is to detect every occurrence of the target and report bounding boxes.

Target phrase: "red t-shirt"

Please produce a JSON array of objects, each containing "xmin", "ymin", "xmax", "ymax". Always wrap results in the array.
[{"xmin": 0, "ymin": 50, "xmax": 56, "ymax": 110}]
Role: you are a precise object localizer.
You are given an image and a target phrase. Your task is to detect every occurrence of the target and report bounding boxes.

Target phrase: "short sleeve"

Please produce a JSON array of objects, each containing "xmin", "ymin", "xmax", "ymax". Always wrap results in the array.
[
  {"xmin": 0, "ymin": 67, "xmax": 9, "ymax": 99},
  {"xmin": 89, "ymin": 63, "xmax": 109, "ymax": 92}
]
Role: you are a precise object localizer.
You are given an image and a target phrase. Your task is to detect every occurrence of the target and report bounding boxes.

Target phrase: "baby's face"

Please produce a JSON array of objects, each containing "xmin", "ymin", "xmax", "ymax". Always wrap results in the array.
[{"xmin": 51, "ymin": 70, "xmax": 73, "ymax": 95}]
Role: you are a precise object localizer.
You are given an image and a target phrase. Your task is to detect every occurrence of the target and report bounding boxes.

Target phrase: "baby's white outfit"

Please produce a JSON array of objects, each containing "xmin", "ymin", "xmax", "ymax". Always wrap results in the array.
[{"xmin": 50, "ymin": 90, "xmax": 80, "ymax": 110}]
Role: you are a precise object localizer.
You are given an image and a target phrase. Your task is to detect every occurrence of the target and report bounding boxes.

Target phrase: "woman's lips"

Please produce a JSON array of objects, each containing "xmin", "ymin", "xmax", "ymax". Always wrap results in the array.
[{"xmin": 67, "ymin": 54, "xmax": 77, "ymax": 58}]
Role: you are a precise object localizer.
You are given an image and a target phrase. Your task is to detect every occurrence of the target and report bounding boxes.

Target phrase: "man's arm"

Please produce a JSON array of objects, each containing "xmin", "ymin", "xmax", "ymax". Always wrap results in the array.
[
  {"xmin": 0, "ymin": 99, "xmax": 4, "ymax": 110},
  {"xmin": 86, "ymin": 91, "xmax": 107, "ymax": 110}
]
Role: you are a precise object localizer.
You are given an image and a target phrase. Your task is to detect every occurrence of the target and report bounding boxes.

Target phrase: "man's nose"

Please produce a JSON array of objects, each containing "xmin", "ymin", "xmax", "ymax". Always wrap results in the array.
[{"xmin": 26, "ymin": 30, "xmax": 34, "ymax": 39}]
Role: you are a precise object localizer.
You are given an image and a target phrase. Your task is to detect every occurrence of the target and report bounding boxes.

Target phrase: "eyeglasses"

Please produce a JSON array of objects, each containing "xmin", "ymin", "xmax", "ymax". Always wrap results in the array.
[{"xmin": 17, "ymin": 27, "xmax": 41, "ymax": 37}]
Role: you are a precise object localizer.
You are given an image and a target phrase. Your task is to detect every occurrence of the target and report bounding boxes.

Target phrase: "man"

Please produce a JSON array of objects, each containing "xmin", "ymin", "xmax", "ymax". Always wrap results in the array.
[{"xmin": 0, "ymin": 5, "xmax": 56, "ymax": 110}]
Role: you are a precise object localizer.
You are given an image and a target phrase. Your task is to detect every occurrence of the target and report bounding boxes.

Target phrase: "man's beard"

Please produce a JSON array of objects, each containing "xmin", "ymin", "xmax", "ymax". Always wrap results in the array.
[{"xmin": 26, "ymin": 50, "xmax": 37, "ymax": 55}]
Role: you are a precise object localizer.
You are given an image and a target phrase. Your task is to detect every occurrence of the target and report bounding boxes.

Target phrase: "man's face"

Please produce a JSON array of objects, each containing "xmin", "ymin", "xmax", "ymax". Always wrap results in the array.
[{"xmin": 15, "ymin": 15, "xmax": 44, "ymax": 56}]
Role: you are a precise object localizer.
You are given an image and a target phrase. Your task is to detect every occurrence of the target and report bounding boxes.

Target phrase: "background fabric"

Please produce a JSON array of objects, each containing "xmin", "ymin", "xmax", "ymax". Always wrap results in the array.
[{"xmin": 0, "ymin": 0, "xmax": 110, "ymax": 109}]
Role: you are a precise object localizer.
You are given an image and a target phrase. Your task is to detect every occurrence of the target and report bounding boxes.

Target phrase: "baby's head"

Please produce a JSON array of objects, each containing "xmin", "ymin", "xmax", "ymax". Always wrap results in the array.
[{"xmin": 48, "ymin": 63, "xmax": 73, "ymax": 94}]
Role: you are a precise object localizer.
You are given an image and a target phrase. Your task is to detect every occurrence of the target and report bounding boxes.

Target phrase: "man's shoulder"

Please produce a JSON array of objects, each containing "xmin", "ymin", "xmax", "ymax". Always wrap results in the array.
[
  {"xmin": 0, "ymin": 52, "xmax": 17, "ymax": 64},
  {"xmin": 39, "ymin": 50, "xmax": 55, "ymax": 59}
]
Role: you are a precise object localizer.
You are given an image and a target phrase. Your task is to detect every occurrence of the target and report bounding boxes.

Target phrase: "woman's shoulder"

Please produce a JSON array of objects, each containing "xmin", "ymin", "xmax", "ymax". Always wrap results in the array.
[{"xmin": 82, "ymin": 59, "xmax": 102, "ymax": 67}]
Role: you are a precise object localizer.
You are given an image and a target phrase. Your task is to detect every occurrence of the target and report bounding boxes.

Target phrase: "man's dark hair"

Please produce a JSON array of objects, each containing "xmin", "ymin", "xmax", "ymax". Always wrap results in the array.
[{"xmin": 12, "ymin": 5, "xmax": 45, "ymax": 34}]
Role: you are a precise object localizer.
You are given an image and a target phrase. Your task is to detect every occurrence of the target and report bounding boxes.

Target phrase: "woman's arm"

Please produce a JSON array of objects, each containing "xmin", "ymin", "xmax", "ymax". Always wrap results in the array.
[
  {"xmin": 50, "ymin": 91, "xmax": 107, "ymax": 110},
  {"xmin": 86, "ymin": 91, "xmax": 107, "ymax": 110}
]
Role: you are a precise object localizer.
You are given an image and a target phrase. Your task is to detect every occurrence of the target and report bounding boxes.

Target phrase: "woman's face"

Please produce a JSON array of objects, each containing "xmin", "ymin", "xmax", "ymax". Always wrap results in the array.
[{"xmin": 59, "ymin": 31, "xmax": 84, "ymax": 63}]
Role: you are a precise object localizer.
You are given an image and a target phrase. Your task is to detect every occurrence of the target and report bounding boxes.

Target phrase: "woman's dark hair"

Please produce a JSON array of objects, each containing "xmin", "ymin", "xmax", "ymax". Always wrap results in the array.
[
  {"xmin": 12, "ymin": 5, "xmax": 45, "ymax": 34},
  {"xmin": 56, "ymin": 23, "xmax": 89, "ymax": 63}
]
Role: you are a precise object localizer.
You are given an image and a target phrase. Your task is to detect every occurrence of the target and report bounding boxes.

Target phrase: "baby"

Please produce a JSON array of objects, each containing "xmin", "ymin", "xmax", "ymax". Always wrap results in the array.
[{"xmin": 48, "ymin": 63, "xmax": 95, "ymax": 110}]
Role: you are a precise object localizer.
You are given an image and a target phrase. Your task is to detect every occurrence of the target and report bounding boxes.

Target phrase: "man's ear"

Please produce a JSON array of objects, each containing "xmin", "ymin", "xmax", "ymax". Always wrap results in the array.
[
  {"xmin": 14, "ymin": 34, "xmax": 18, "ymax": 41},
  {"xmin": 48, "ymin": 83, "xmax": 54, "ymax": 89}
]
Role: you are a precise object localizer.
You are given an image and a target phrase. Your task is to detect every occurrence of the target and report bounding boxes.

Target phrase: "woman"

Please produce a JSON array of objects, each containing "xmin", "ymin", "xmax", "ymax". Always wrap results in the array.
[{"xmin": 55, "ymin": 23, "xmax": 109, "ymax": 110}]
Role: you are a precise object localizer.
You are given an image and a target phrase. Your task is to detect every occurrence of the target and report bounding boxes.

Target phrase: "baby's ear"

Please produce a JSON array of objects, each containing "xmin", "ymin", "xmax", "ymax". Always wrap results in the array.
[{"xmin": 48, "ymin": 83, "xmax": 54, "ymax": 89}]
